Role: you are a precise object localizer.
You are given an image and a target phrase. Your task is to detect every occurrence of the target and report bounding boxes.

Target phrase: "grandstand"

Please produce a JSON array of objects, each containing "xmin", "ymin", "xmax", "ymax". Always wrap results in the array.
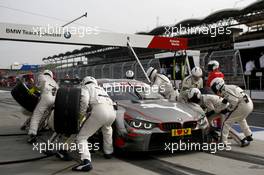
[{"xmin": 43, "ymin": 0, "xmax": 264, "ymax": 91}]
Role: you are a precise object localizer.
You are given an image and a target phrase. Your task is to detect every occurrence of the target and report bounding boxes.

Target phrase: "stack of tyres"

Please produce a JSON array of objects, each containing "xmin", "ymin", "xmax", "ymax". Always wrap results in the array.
[
  {"xmin": 54, "ymin": 87, "xmax": 81, "ymax": 135},
  {"xmin": 11, "ymin": 81, "xmax": 40, "ymax": 112}
]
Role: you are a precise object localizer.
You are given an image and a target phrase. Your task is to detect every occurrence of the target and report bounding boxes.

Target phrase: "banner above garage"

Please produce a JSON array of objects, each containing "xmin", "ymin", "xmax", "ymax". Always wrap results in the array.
[{"xmin": 0, "ymin": 22, "xmax": 188, "ymax": 51}]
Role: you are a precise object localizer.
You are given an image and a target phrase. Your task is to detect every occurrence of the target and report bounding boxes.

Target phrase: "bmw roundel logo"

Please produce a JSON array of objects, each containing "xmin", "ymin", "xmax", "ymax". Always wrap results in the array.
[{"xmin": 64, "ymin": 32, "xmax": 71, "ymax": 39}]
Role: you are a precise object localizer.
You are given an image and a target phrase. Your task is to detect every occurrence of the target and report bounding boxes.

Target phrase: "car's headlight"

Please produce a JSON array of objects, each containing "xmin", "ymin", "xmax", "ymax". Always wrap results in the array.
[{"xmin": 126, "ymin": 119, "xmax": 156, "ymax": 130}]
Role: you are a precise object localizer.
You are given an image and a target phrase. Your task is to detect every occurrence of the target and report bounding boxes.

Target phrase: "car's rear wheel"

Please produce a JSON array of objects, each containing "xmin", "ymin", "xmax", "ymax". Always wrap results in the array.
[{"xmin": 54, "ymin": 87, "xmax": 81, "ymax": 135}]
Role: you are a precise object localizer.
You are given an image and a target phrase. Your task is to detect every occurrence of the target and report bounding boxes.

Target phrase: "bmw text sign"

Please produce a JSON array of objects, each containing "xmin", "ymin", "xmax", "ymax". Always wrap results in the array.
[{"xmin": 0, "ymin": 22, "xmax": 188, "ymax": 50}]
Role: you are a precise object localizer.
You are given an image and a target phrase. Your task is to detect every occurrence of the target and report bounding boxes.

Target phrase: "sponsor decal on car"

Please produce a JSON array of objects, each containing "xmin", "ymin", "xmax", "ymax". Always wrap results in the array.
[{"xmin": 171, "ymin": 128, "xmax": 192, "ymax": 137}]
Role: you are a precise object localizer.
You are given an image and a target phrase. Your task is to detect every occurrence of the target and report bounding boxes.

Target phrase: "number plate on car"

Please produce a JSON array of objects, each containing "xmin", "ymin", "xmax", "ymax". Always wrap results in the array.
[{"xmin": 171, "ymin": 128, "xmax": 192, "ymax": 137}]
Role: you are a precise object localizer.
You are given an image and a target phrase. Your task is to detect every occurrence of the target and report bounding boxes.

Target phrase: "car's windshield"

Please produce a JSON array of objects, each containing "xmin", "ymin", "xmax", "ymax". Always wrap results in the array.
[{"xmin": 103, "ymin": 82, "xmax": 164, "ymax": 101}]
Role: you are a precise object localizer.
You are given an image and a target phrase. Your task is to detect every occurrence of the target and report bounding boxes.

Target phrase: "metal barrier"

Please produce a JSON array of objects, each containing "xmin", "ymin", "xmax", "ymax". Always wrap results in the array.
[
  {"xmin": 94, "ymin": 65, "xmax": 103, "ymax": 78},
  {"xmin": 199, "ymin": 52, "xmax": 208, "ymax": 69},
  {"xmin": 55, "ymin": 58, "xmax": 160, "ymax": 81},
  {"xmin": 102, "ymin": 64, "xmax": 112, "ymax": 78},
  {"xmin": 148, "ymin": 59, "xmax": 161, "ymax": 71},
  {"xmin": 135, "ymin": 59, "xmax": 151, "ymax": 80},
  {"xmin": 85, "ymin": 66, "xmax": 92, "ymax": 77},
  {"xmin": 121, "ymin": 61, "xmax": 136, "ymax": 79},
  {"xmin": 112, "ymin": 62, "xmax": 124, "ymax": 79}
]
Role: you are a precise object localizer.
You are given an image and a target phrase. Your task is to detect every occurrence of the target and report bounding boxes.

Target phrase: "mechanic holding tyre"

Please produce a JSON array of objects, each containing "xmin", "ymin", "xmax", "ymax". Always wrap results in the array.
[
  {"xmin": 72, "ymin": 76, "xmax": 116, "ymax": 172},
  {"xmin": 28, "ymin": 70, "xmax": 59, "ymax": 143},
  {"xmin": 146, "ymin": 67, "xmax": 179, "ymax": 101},
  {"xmin": 210, "ymin": 78, "xmax": 253, "ymax": 147},
  {"xmin": 179, "ymin": 67, "xmax": 203, "ymax": 102}
]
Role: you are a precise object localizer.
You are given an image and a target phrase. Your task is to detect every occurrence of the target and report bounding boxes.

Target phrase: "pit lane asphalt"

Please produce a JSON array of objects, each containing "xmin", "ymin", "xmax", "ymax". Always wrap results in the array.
[{"xmin": 0, "ymin": 90, "xmax": 263, "ymax": 175}]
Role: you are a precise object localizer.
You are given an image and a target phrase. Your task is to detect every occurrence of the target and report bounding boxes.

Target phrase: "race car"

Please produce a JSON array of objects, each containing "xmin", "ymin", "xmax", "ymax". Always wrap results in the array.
[
  {"xmin": 11, "ymin": 77, "xmax": 210, "ymax": 152},
  {"xmin": 97, "ymin": 79, "xmax": 210, "ymax": 152}
]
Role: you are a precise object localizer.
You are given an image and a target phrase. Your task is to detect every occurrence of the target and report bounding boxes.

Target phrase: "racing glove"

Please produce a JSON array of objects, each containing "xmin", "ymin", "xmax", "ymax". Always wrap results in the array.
[
  {"xmin": 220, "ymin": 109, "xmax": 230, "ymax": 114},
  {"xmin": 205, "ymin": 110, "xmax": 216, "ymax": 117}
]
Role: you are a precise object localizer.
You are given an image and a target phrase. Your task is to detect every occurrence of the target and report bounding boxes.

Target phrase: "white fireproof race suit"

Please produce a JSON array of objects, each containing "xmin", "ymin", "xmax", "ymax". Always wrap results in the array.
[
  {"xmin": 152, "ymin": 73, "xmax": 179, "ymax": 101},
  {"xmin": 220, "ymin": 85, "xmax": 253, "ymax": 144},
  {"xmin": 200, "ymin": 94, "xmax": 229, "ymax": 114},
  {"xmin": 77, "ymin": 83, "xmax": 116, "ymax": 161},
  {"xmin": 179, "ymin": 75, "xmax": 203, "ymax": 102},
  {"xmin": 28, "ymin": 74, "xmax": 58, "ymax": 135}
]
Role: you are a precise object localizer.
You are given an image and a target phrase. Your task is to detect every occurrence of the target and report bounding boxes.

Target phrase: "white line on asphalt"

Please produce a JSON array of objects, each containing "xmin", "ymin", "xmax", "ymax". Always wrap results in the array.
[{"xmin": 0, "ymin": 90, "xmax": 9, "ymax": 93}]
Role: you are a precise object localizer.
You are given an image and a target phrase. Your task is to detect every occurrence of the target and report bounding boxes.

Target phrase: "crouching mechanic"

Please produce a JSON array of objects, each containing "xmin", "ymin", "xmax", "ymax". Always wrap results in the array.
[
  {"xmin": 200, "ymin": 93, "xmax": 230, "ymax": 141},
  {"xmin": 28, "ymin": 70, "xmax": 58, "ymax": 143},
  {"xmin": 146, "ymin": 67, "xmax": 179, "ymax": 100},
  {"xmin": 186, "ymin": 88, "xmax": 206, "ymax": 117},
  {"xmin": 187, "ymin": 88, "xmax": 229, "ymax": 126},
  {"xmin": 73, "ymin": 76, "xmax": 116, "ymax": 172},
  {"xmin": 179, "ymin": 67, "xmax": 203, "ymax": 102},
  {"xmin": 210, "ymin": 78, "xmax": 253, "ymax": 147},
  {"xmin": 187, "ymin": 88, "xmax": 229, "ymax": 141}
]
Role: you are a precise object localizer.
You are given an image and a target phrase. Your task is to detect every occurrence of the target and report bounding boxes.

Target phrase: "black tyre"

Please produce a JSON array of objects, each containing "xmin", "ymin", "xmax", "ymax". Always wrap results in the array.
[
  {"xmin": 11, "ymin": 81, "xmax": 40, "ymax": 112},
  {"xmin": 54, "ymin": 87, "xmax": 81, "ymax": 134}
]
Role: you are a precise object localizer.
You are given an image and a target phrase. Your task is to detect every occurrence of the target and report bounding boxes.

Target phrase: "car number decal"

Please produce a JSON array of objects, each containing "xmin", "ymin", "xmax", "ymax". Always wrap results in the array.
[{"xmin": 171, "ymin": 128, "xmax": 192, "ymax": 137}]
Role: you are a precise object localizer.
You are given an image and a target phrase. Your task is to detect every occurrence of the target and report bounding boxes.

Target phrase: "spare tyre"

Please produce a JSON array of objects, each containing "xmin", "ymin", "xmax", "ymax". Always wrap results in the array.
[
  {"xmin": 11, "ymin": 81, "xmax": 40, "ymax": 112},
  {"xmin": 54, "ymin": 87, "xmax": 81, "ymax": 134}
]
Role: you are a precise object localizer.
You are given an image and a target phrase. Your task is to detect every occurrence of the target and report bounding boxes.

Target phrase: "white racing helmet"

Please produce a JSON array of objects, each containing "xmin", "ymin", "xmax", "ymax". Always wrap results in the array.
[
  {"xmin": 187, "ymin": 88, "xmax": 201, "ymax": 104},
  {"xmin": 208, "ymin": 60, "xmax": 220, "ymax": 71},
  {"xmin": 146, "ymin": 67, "xmax": 157, "ymax": 82},
  {"xmin": 210, "ymin": 78, "xmax": 225, "ymax": 94},
  {"xmin": 191, "ymin": 67, "xmax": 203, "ymax": 79},
  {"xmin": 82, "ymin": 76, "xmax": 97, "ymax": 86},
  {"xmin": 125, "ymin": 70, "xmax": 134, "ymax": 79},
  {"xmin": 43, "ymin": 70, "xmax": 53, "ymax": 78}
]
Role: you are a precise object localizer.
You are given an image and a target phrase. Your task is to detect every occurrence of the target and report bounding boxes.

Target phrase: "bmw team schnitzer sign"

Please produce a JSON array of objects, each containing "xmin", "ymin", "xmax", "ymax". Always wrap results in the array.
[{"xmin": 0, "ymin": 22, "xmax": 188, "ymax": 51}]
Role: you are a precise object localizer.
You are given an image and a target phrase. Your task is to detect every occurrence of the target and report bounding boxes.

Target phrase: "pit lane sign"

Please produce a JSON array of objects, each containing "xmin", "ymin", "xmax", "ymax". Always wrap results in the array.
[{"xmin": 0, "ymin": 22, "xmax": 188, "ymax": 51}]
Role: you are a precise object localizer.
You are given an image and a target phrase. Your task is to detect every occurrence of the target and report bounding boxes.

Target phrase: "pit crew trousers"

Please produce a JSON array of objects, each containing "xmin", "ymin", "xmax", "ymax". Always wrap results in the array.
[
  {"xmin": 28, "ymin": 94, "xmax": 55, "ymax": 135},
  {"xmin": 221, "ymin": 97, "xmax": 253, "ymax": 144},
  {"xmin": 76, "ymin": 103, "xmax": 116, "ymax": 161}
]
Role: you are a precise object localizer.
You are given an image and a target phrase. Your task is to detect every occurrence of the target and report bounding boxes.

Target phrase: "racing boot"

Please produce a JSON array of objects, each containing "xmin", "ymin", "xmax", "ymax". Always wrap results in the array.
[
  {"xmin": 240, "ymin": 138, "xmax": 250, "ymax": 147},
  {"xmin": 27, "ymin": 134, "xmax": 37, "ymax": 144},
  {"xmin": 245, "ymin": 134, "xmax": 253, "ymax": 142},
  {"xmin": 72, "ymin": 159, "xmax": 93, "ymax": 172}
]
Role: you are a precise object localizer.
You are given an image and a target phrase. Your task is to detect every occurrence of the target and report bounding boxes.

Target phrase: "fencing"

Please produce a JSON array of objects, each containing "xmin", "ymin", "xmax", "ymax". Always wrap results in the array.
[
  {"xmin": 208, "ymin": 49, "xmax": 246, "ymax": 88},
  {"xmin": 55, "ymin": 58, "xmax": 161, "ymax": 81},
  {"xmin": 54, "ymin": 49, "xmax": 247, "ymax": 88}
]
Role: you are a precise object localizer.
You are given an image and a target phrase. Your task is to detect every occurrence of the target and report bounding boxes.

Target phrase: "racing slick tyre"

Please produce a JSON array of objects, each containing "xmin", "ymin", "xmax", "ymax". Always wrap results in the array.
[
  {"xmin": 11, "ymin": 81, "xmax": 40, "ymax": 112},
  {"xmin": 54, "ymin": 87, "xmax": 81, "ymax": 135}
]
